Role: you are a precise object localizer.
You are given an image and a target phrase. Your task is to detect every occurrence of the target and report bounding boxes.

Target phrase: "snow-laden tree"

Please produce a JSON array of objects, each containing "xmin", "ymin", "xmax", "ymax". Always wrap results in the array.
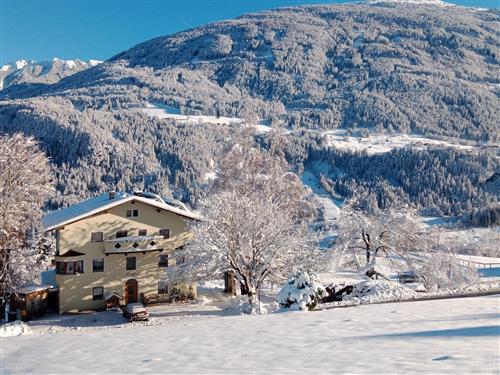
[
  {"xmin": 174, "ymin": 133, "xmax": 319, "ymax": 310},
  {"xmin": 277, "ymin": 271, "xmax": 325, "ymax": 311},
  {"xmin": 9, "ymin": 233, "xmax": 55, "ymax": 287},
  {"xmin": 333, "ymin": 197, "xmax": 424, "ymax": 276},
  {"xmin": 416, "ymin": 229, "xmax": 479, "ymax": 290},
  {"xmin": 0, "ymin": 134, "xmax": 52, "ymax": 297}
]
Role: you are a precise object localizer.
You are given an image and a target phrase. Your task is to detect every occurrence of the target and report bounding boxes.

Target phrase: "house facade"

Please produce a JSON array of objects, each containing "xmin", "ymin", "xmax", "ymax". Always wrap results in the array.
[{"xmin": 43, "ymin": 191, "xmax": 199, "ymax": 313}]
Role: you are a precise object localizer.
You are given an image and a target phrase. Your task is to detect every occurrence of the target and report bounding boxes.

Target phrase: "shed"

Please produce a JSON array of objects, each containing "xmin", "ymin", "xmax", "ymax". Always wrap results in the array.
[{"xmin": 10, "ymin": 284, "xmax": 56, "ymax": 321}]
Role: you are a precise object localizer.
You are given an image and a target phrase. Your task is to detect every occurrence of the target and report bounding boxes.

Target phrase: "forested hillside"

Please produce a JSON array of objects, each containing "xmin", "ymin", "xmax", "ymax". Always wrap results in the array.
[{"xmin": 0, "ymin": 1, "xmax": 498, "ymax": 224}]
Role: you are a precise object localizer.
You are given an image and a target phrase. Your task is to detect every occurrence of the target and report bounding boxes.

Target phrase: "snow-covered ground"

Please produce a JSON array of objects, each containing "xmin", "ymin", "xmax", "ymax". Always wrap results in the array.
[
  {"xmin": 137, "ymin": 104, "xmax": 496, "ymax": 157},
  {"xmin": 2, "ymin": 295, "xmax": 499, "ymax": 374},
  {"xmin": 140, "ymin": 102, "xmax": 244, "ymax": 125},
  {"xmin": 320, "ymin": 129, "xmax": 481, "ymax": 155}
]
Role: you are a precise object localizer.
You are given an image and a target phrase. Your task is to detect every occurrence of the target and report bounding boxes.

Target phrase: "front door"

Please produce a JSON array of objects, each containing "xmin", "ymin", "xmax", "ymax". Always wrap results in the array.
[{"xmin": 124, "ymin": 279, "xmax": 138, "ymax": 304}]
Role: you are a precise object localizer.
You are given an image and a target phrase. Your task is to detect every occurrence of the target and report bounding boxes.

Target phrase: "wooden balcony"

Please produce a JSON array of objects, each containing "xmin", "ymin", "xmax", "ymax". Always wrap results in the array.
[{"xmin": 103, "ymin": 231, "xmax": 193, "ymax": 255}]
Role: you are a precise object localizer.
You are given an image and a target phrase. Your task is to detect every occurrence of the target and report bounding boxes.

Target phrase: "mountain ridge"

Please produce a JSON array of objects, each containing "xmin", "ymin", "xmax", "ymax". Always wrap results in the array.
[
  {"xmin": 0, "ymin": 58, "xmax": 101, "ymax": 91},
  {"xmin": 0, "ymin": 2, "xmax": 498, "ymax": 217}
]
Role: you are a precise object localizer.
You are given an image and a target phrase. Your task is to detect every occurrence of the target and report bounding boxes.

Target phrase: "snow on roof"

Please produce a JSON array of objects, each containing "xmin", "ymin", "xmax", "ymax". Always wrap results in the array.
[
  {"xmin": 16, "ymin": 284, "xmax": 54, "ymax": 294},
  {"xmin": 104, "ymin": 292, "xmax": 122, "ymax": 300},
  {"xmin": 42, "ymin": 192, "xmax": 200, "ymax": 231}
]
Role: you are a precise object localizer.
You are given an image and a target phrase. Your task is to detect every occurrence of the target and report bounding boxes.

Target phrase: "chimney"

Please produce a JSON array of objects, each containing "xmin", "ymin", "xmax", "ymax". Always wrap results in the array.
[{"xmin": 108, "ymin": 191, "xmax": 116, "ymax": 200}]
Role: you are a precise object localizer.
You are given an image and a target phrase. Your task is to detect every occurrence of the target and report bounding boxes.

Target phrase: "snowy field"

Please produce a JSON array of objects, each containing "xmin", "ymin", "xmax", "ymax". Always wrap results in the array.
[
  {"xmin": 139, "ymin": 102, "xmax": 244, "ymax": 125},
  {"xmin": 1, "ymin": 295, "xmax": 499, "ymax": 374},
  {"xmin": 134, "ymin": 103, "xmax": 499, "ymax": 157}
]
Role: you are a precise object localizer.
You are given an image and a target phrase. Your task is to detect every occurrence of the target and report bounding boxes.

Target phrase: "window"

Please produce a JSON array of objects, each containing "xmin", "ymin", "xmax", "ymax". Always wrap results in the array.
[
  {"xmin": 159, "ymin": 228, "xmax": 170, "ymax": 239},
  {"xmin": 126, "ymin": 210, "xmax": 132, "ymax": 217},
  {"xmin": 91, "ymin": 232, "xmax": 103, "ymax": 242},
  {"xmin": 116, "ymin": 230, "xmax": 128, "ymax": 238},
  {"xmin": 158, "ymin": 280, "xmax": 168, "ymax": 295},
  {"xmin": 74, "ymin": 260, "xmax": 84, "ymax": 274},
  {"xmin": 158, "ymin": 255, "xmax": 169, "ymax": 268},
  {"xmin": 133, "ymin": 209, "xmax": 139, "ymax": 217},
  {"xmin": 93, "ymin": 259, "xmax": 104, "ymax": 272},
  {"xmin": 176, "ymin": 255, "xmax": 186, "ymax": 265},
  {"xmin": 126, "ymin": 256, "xmax": 136, "ymax": 270},
  {"xmin": 55, "ymin": 261, "xmax": 84, "ymax": 275},
  {"xmin": 93, "ymin": 287, "xmax": 104, "ymax": 300},
  {"xmin": 138, "ymin": 229, "xmax": 147, "ymax": 236},
  {"xmin": 55, "ymin": 261, "xmax": 65, "ymax": 275},
  {"xmin": 66, "ymin": 261, "xmax": 75, "ymax": 275}
]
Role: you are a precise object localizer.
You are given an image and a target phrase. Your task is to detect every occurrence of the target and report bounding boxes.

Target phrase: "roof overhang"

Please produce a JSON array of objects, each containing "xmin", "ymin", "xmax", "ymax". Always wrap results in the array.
[{"xmin": 44, "ymin": 195, "xmax": 200, "ymax": 231}]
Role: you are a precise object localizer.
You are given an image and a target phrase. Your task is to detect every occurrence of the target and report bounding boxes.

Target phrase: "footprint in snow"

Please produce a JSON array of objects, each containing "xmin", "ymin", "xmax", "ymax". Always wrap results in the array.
[{"xmin": 432, "ymin": 355, "xmax": 462, "ymax": 361}]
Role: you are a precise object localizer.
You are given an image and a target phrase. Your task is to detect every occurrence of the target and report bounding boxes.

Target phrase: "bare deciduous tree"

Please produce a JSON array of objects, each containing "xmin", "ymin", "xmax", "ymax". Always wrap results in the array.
[{"xmin": 334, "ymin": 197, "xmax": 424, "ymax": 276}]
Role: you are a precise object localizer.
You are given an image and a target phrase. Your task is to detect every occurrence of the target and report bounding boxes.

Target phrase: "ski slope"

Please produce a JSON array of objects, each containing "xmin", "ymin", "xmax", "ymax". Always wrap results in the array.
[{"xmin": 2, "ymin": 295, "xmax": 498, "ymax": 374}]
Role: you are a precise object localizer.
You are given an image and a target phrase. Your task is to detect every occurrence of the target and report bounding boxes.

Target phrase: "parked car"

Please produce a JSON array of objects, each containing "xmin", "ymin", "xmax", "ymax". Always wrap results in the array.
[{"xmin": 122, "ymin": 302, "xmax": 149, "ymax": 322}]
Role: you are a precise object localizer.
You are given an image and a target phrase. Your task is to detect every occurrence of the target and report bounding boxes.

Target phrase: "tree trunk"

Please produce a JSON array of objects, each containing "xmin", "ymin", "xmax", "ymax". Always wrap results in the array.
[
  {"xmin": 246, "ymin": 287, "xmax": 259, "ymax": 314},
  {"xmin": 240, "ymin": 282, "xmax": 248, "ymax": 295}
]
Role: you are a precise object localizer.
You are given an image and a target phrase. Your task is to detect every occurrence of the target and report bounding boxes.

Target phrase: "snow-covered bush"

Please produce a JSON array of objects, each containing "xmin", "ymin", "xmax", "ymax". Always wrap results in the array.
[
  {"xmin": 419, "ymin": 253, "xmax": 479, "ymax": 291},
  {"xmin": 277, "ymin": 271, "xmax": 325, "ymax": 311},
  {"xmin": 170, "ymin": 284, "xmax": 195, "ymax": 302}
]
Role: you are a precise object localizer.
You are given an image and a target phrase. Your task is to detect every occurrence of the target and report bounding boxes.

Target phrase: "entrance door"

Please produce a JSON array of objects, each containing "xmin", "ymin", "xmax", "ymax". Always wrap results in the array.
[{"xmin": 124, "ymin": 279, "xmax": 138, "ymax": 304}]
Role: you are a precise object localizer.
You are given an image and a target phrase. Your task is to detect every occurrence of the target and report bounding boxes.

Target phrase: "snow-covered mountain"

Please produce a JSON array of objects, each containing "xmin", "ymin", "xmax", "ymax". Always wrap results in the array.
[
  {"xmin": 0, "ymin": 2, "xmax": 497, "ymax": 219},
  {"xmin": 0, "ymin": 58, "xmax": 101, "ymax": 90}
]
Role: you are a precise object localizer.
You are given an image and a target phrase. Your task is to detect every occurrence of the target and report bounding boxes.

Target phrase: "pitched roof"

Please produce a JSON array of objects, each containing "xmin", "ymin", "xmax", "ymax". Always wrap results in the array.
[{"xmin": 42, "ymin": 192, "xmax": 200, "ymax": 231}]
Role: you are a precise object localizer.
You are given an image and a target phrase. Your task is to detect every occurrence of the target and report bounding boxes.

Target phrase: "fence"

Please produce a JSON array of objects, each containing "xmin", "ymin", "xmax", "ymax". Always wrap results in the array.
[{"xmin": 456, "ymin": 258, "xmax": 500, "ymax": 270}]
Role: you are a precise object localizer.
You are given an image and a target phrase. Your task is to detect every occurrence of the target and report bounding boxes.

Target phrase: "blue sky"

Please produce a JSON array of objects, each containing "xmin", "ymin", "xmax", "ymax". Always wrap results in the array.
[{"xmin": 1, "ymin": 0, "xmax": 498, "ymax": 65}]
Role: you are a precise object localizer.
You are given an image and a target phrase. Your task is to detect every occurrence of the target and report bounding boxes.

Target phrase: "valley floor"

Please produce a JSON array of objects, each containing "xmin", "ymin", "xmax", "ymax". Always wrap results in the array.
[{"xmin": 1, "ymin": 295, "xmax": 499, "ymax": 374}]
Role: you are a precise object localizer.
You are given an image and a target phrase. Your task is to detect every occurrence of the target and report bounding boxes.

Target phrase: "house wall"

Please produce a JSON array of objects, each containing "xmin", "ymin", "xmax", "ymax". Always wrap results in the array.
[{"xmin": 55, "ymin": 200, "xmax": 192, "ymax": 313}]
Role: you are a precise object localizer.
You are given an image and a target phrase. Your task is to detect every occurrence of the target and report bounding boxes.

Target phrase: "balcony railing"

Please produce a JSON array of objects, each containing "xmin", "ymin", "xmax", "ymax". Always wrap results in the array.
[{"xmin": 103, "ymin": 232, "xmax": 193, "ymax": 255}]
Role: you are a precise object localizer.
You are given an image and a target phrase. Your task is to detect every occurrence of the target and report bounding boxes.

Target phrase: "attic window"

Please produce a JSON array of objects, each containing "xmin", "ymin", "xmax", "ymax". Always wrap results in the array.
[{"xmin": 133, "ymin": 210, "xmax": 139, "ymax": 217}]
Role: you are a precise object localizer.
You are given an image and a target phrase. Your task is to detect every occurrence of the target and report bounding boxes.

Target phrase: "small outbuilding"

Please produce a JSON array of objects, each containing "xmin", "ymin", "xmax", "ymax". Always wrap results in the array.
[
  {"xmin": 10, "ymin": 284, "xmax": 57, "ymax": 321},
  {"xmin": 104, "ymin": 292, "xmax": 122, "ymax": 310}
]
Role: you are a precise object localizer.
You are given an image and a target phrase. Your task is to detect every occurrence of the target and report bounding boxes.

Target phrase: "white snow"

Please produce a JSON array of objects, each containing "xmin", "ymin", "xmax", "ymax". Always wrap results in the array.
[
  {"xmin": 140, "ymin": 102, "xmax": 244, "ymax": 125},
  {"xmin": 368, "ymin": 0, "xmax": 451, "ymax": 6},
  {"xmin": 0, "ymin": 321, "xmax": 33, "ymax": 338},
  {"xmin": 321, "ymin": 130, "xmax": 477, "ymax": 155},
  {"xmin": 1, "ymin": 295, "xmax": 498, "ymax": 373},
  {"xmin": 88, "ymin": 59, "xmax": 103, "ymax": 66},
  {"xmin": 15, "ymin": 284, "xmax": 53, "ymax": 294},
  {"xmin": 14, "ymin": 59, "xmax": 28, "ymax": 69}
]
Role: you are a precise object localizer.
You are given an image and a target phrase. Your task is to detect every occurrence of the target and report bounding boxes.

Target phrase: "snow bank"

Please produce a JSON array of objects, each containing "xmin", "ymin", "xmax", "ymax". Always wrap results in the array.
[
  {"xmin": 0, "ymin": 321, "xmax": 33, "ymax": 338},
  {"xmin": 343, "ymin": 279, "xmax": 418, "ymax": 305}
]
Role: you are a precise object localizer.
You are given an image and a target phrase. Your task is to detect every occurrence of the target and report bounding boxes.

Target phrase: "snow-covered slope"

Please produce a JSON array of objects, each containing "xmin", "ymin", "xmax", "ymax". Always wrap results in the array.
[
  {"xmin": 0, "ymin": 58, "xmax": 101, "ymax": 90},
  {"xmin": 2, "ymin": 295, "xmax": 498, "ymax": 373}
]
